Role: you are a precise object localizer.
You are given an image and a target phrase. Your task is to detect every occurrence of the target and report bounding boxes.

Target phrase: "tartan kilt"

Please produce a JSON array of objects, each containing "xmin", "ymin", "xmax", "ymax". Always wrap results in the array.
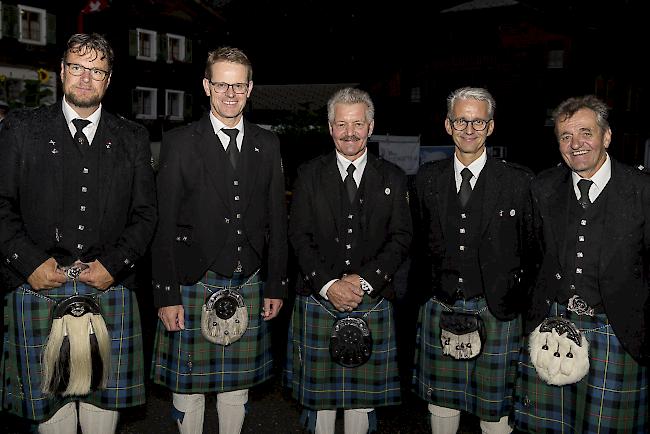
[
  {"xmin": 284, "ymin": 293, "xmax": 401, "ymax": 410},
  {"xmin": 513, "ymin": 302, "xmax": 648, "ymax": 433},
  {"xmin": 151, "ymin": 271, "xmax": 273, "ymax": 393},
  {"xmin": 412, "ymin": 296, "xmax": 521, "ymax": 422},
  {"xmin": 1, "ymin": 281, "xmax": 145, "ymax": 422}
]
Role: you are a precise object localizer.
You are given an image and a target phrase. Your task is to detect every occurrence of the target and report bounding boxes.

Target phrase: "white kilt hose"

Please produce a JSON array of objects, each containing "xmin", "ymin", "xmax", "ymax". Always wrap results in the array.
[
  {"xmin": 412, "ymin": 296, "xmax": 521, "ymax": 422},
  {"xmin": 151, "ymin": 271, "xmax": 274, "ymax": 393},
  {"xmin": 285, "ymin": 294, "xmax": 401, "ymax": 410},
  {"xmin": 1, "ymin": 281, "xmax": 145, "ymax": 422}
]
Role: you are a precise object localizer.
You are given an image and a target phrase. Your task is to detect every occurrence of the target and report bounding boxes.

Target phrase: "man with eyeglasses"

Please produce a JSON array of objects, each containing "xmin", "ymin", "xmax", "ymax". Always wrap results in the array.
[
  {"xmin": 0, "ymin": 33, "xmax": 157, "ymax": 433},
  {"xmin": 412, "ymin": 87, "xmax": 538, "ymax": 434},
  {"xmin": 150, "ymin": 46, "xmax": 287, "ymax": 434}
]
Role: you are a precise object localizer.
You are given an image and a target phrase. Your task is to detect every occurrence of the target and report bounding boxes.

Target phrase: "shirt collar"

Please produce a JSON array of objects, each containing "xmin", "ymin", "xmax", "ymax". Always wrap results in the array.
[
  {"xmin": 571, "ymin": 153, "xmax": 611, "ymax": 195},
  {"xmin": 336, "ymin": 148, "xmax": 368, "ymax": 181},
  {"xmin": 454, "ymin": 147, "xmax": 487, "ymax": 180},
  {"xmin": 209, "ymin": 112, "xmax": 244, "ymax": 135},
  {"xmin": 62, "ymin": 96, "xmax": 101, "ymax": 126}
]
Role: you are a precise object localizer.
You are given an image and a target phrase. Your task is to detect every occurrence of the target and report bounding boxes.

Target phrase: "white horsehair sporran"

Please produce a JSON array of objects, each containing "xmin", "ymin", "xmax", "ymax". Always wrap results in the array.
[
  {"xmin": 201, "ymin": 288, "xmax": 249, "ymax": 345},
  {"xmin": 529, "ymin": 315, "xmax": 589, "ymax": 386},
  {"xmin": 41, "ymin": 265, "xmax": 111, "ymax": 396}
]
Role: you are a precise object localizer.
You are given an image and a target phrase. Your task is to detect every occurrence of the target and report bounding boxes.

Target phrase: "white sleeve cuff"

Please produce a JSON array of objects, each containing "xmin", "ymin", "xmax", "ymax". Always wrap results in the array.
[{"xmin": 320, "ymin": 279, "xmax": 338, "ymax": 300}]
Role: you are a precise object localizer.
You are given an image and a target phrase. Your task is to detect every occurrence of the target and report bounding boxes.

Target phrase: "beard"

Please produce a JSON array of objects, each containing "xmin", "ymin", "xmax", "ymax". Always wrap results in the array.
[{"xmin": 65, "ymin": 89, "xmax": 102, "ymax": 109}]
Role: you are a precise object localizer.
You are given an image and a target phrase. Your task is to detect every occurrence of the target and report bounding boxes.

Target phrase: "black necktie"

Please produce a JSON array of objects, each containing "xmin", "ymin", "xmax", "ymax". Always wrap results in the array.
[
  {"xmin": 577, "ymin": 179, "xmax": 593, "ymax": 209},
  {"xmin": 222, "ymin": 128, "xmax": 239, "ymax": 169},
  {"xmin": 458, "ymin": 167, "xmax": 473, "ymax": 208},
  {"xmin": 345, "ymin": 164, "xmax": 357, "ymax": 203},
  {"xmin": 72, "ymin": 118, "xmax": 91, "ymax": 147}
]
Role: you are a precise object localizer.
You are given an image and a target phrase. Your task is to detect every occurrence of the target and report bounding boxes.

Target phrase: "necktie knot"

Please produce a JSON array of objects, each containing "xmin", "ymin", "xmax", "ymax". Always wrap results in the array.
[
  {"xmin": 458, "ymin": 167, "xmax": 473, "ymax": 208},
  {"xmin": 345, "ymin": 164, "xmax": 357, "ymax": 203},
  {"xmin": 577, "ymin": 179, "xmax": 593, "ymax": 209},
  {"xmin": 222, "ymin": 128, "xmax": 239, "ymax": 169},
  {"xmin": 72, "ymin": 118, "xmax": 91, "ymax": 146}
]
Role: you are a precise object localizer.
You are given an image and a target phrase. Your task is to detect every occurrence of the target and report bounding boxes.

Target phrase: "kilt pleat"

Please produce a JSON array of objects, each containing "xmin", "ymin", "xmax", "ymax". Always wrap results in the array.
[
  {"xmin": 513, "ymin": 302, "xmax": 648, "ymax": 433},
  {"xmin": 151, "ymin": 271, "xmax": 273, "ymax": 393},
  {"xmin": 284, "ymin": 294, "xmax": 401, "ymax": 410},
  {"xmin": 412, "ymin": 297, "xmax": 521, "ymax": 422},
  {"xmin": 1, "ymin": 281, "xmax": 145, "ymax": 422}
]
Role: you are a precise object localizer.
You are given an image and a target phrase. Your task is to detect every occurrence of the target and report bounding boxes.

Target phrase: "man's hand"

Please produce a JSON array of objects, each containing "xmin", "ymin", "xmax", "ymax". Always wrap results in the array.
[
  {"xmin": 78, "ymin": 259, "xmax": 114, "ymax": 290},
  {"xmin": 327, "ymin": 278, "xmax": 364, "ymax": 312},
  {"xmin": 262, "ymin": 298, "xmax": 283, "ymax": 320},
  {"xmin": 158, "ymin": 305, "xmax": 185, "ymax": 331},
  {"xmin": 27, "ymin": 257, "xmax": 67, "ymax": 290}
]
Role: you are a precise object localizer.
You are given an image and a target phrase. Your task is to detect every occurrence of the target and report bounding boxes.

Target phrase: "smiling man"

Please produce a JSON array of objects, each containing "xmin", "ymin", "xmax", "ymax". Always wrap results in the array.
[
  {"xmin": 286, "ymin": 87, "xmax": 412, "ymax": 434},
  {"xmin": 412, "ymin": 87, "xmax": 537, "ymax": 434},
  {"xmin": 514, "ymin": 95, "xmax": 649, "ymax": 433},
  {"xmin": 150, "ymin": 46, "xmax": 287, "ymax": 434},
  {"xmin": 0, "ymin": 33, "xmax": 157, "ymax": 433}
]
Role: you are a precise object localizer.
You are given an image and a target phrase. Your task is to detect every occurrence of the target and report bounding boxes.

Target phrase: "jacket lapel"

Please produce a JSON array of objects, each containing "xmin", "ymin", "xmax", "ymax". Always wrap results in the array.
[
  {"xmin": 479, "ymin": 159, "xmax": 502, "ymax": 236},
  {"xmin": 321, "ymin": 153, "xmax": 343, "ymax": 235},
  {"xmin": 239, "ymin": 121, "xmax": 261, "ymax": 213},
  {"xmin": 434, "ymin": 159, "xmax": 454, "ymax": 238},
  {"xmin": 196, "ymin": 116, "xmax": 232, "ymax": 210},
  {"xmin": 599, "ymin": 161, "xmax": 634, "ymax": 271},
  {"xmin": 95, "ymin": 110, "xmax": 118, "ymax": 220}
]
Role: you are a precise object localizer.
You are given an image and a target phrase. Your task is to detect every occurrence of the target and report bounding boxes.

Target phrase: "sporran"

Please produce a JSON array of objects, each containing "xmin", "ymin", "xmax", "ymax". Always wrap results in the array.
[
  {"xmin": 439, "ymin": 310, "xmax": 486, "ymax": 360},
  {"xmin": 201, "ymin": 288, "xmax": 248, "ymax": 345},
  {"xmin": 529, "ymin": 315, "xmax": 589, "ymax": 386},
  {"xmin": 42, "ymin": 294, "xmax": 111, "ymax": 396},
  {"xmin": 329, "ymin": 317, "xmax": 373, "ymax": 368}
]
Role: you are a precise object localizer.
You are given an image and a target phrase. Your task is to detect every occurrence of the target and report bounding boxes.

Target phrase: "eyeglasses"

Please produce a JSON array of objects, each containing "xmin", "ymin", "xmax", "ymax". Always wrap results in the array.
[
  {"xmin": 65, "ymin": 63, "xmax": 110, "ymax": 81},
  {"xmin": 449, "ymin": 118, "xmax": 492, "ymax": 131},
  {"xmin": 208, "ymin": 81, "xmax": 249, "ymax": 94}
]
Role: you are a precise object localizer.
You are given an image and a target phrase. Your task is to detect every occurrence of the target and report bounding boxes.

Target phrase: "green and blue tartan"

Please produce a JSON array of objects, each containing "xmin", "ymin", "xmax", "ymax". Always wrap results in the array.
[
  {"xmin": 1, "ymin": 281, "xmax": 145, "ymax": 422},
  {"xmin": 284, "ymin": 294, "xmax": 401, "ymax": 410},
  {"xmin": 513, "ymin": 302, "xmax": 648, "ymax": 433},
  {"xmin": 412, "ymin": 296, "xmax": 521, "ymax": 422},
  {"xmin": 151, "ymin": 271, "xmax": 273, "ymax": 393}
]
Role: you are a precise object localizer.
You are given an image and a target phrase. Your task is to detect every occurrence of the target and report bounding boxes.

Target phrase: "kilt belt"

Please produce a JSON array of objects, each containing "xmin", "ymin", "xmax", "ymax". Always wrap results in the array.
[
  {"xmin": 151, "ymin": 270, "xmax": 274, "ymax": 393},
  {"xmin": 1, "ymin": 281, "xmax": 145, "ymax": 422},
  {"xmin": 513, "ymin": 302, "xmax": 648, "ymax": 433},
  {"xmin": 285, "ymin": 293, "xmax": 401, "ymax": 410},
  {"xmin": 412, "ymin": 296, "xmax": 521, "ymax": 422}
]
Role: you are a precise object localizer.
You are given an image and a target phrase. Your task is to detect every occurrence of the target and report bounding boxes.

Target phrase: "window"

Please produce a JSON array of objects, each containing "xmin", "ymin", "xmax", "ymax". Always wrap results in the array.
[
  {"xmin": 165, "ymin": 90, "xmax": 184, "ymax": 120},
  {"xmin": 18, "ymin": 4, "xmax": 46, "ymax": 45},
  {"xmin": 167, "ymin": 34, "xmax": 185, "ymax": 62},
  {"xmin": 133, "ymin": 87, "xmax": 157, "ymax": 119},
  {"xmin": 136, "ymin": 28, "xmax": 156, "ymax": 61}
]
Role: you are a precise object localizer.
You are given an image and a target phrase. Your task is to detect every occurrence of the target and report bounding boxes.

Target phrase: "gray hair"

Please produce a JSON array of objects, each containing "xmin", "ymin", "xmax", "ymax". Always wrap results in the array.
[
  {"xmin": 552, "ymin": 95, "xmax": 610, "ymax": 133},
  {"xmin": 446, "ymin": 87, "xmax": 496, "ymax": 119},
  {"xmin": 327, "ymin": 87, "xmax": 375, "ymax": 123}
]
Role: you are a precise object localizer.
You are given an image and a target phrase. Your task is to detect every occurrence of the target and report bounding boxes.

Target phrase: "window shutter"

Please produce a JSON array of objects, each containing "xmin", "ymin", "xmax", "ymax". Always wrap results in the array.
[
  {"xmin": 2, "ymin": 5, "xmax": 19, "ymax": 39},
  {"xmin": 183, "ymin": 93, "xmax": 192, "ymax": 120},
  {"xmin": 185, "ymin": 38, "xmax": 192, "ymax": 63},
  {"xmin": 131, "ymin": 88, "xmax": 139, "ymax": 117},
  {"xmin": 157, "ymin": 33, "xmax": 167, "ymax": 62},
  {"xmin": 128, "ymin": 29, "xmax": 137, "ymax": 57},
  {"xmin": 46, "ymin": 13, "xmax": 56, "ymax": 45}
]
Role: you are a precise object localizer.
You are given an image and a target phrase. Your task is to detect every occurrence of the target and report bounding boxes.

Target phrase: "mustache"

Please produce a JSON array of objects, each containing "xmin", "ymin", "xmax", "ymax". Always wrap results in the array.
[{"xmin": 340, "ymin": 135, "xmax": 361, "ymax": 141}]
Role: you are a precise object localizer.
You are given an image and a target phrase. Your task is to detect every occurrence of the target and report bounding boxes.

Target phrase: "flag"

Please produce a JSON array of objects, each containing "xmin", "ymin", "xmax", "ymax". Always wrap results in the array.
[{"xmin": 81, "ymin": 0, "xmax": 109, "ymax": 14}]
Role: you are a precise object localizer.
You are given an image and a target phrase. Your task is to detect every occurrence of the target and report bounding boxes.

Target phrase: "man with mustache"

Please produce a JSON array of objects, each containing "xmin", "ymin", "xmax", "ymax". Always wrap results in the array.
[
  {"xmin": 0, "ymin": 33, "xmax": 156, "ymax": 433},
  {"xmin": 286, "ymin": 87, "xmax": 412, "ymax": 433}
]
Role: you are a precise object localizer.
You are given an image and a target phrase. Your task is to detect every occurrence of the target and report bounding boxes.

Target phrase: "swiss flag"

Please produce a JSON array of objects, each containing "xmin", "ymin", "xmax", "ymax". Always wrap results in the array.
[{"xmin": 81, "ymin": 0, "xmax": 109, "ymax": 14}]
